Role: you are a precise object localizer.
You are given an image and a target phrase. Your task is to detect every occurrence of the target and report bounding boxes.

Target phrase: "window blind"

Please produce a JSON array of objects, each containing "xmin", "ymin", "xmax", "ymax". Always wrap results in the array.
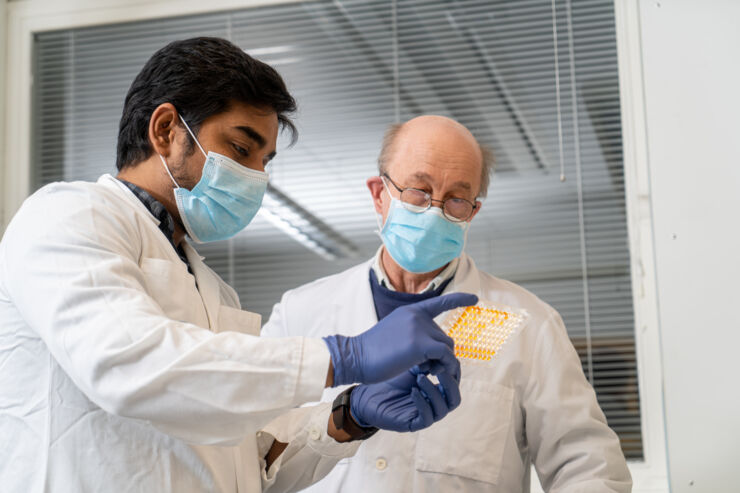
[{"xmin": 33, "ymin": 0, "xmax": 642, "ymax": 459}]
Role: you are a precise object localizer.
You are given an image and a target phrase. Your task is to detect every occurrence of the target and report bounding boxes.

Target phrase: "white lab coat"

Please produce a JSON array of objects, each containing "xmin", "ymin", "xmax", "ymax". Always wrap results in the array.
[
  {"xmin": 0, "ymin": 175, "xmax": 359, "ymax": 493},
  {"xmin": 261, "ymin": 256, "xmax": 632, "ymax": 493}
]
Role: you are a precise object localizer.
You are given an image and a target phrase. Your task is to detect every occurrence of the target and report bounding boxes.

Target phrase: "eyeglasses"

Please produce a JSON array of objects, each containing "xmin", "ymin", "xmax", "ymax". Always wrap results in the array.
[{"xmin": 382, "ymin": 173, "xmax": 478, "ymax": 222}]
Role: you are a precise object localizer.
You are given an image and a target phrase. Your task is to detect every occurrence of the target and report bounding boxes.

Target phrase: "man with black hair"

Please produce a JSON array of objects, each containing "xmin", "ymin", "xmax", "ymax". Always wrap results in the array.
[{"xmin": 0, "ymin": 37, "xmax": 472, "ymax": 492}]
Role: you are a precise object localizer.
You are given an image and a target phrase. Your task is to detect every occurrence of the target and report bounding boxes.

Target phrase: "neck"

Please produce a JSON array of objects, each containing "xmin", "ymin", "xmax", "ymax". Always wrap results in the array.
[
  {"xmin": 380, "ymin": 247, "xmax": 447, "ymax": 294},
  {"xmin": 117, "ymin": 158, "xmax": 187, "ymax": 246}
]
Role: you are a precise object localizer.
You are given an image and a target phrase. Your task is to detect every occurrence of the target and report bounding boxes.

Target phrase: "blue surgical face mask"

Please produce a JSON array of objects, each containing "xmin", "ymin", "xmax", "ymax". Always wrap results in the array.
[
  {"xmin": 378, "ymin": 184, "xmax": 469, "ymax": 274},
  {"xmin": 158, "ymin": 116, "xmax": 268, "ymax": 243}
]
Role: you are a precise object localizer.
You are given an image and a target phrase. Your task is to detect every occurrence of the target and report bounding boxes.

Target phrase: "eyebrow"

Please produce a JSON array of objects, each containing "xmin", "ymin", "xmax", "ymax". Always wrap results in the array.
[
  {"xmin": 408, "ymin": 172, "xmax": 472, "ymax": 191},
  {"xmin": 234, "ymin": 125, "xmax": 266, "ymax": 148}
]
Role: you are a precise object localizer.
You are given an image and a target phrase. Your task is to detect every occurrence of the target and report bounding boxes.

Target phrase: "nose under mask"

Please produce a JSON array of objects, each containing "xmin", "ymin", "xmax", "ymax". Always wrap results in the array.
[
  {"xmin": 377, "ymin": 197, "xmax": 468, "ymax": 274},
  {"xmin": 158, "ymin": 115, "xmax": 269, "ymax": 243}
]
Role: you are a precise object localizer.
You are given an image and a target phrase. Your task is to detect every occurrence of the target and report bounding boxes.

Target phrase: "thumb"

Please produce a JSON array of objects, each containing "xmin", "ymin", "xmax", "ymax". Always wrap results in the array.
[{"xmin": 415, "ymin": 292, "xmax": 479, "ymax": 318}]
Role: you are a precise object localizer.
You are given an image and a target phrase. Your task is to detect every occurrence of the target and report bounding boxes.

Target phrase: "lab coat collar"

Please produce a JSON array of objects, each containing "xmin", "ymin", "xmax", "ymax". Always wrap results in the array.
[
  {"xmin": 371, "ymin": 246, "xmax": 460, "ymax": 294},
  {"xmin": 363, "ymin": 251, "xmax": 481, "ymax": 298},
  {"xmin": 98, "ymin": 174, "xmax": 162, "ymax": 227},
  {"xmin": 341, "ymin": 254, "xmax": 480, "ymax": 333},
  {"xmin": 182, "ymin": 241, "xmax": 220, "ymax": 329},
  {"xmin": 99, "ymin": 174, "xmax": 207, "ymax": 261},
  {"xmin": 334, "ymin": 258, "xmax": 379, "ymax": 333}
]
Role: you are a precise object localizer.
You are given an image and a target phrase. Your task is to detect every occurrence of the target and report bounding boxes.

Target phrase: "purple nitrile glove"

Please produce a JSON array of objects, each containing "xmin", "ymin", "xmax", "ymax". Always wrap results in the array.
[
  {"xmin": 349, "ymin": 367, "xmax": 462, "ymax": 432},
  {"xmin": 323, "ymin": 292, "xmax": 477, "ymax": 386}
]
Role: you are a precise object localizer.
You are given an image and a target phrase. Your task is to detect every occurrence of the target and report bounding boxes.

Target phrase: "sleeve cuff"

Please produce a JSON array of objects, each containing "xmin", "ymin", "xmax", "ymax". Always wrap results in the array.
[
  {"xmin": 292, "ymin": 337, "xmax": 332, "ymax": 405},
  {"xmin": 303, "ymin": 403, "xmax": 363, "ymax": 458},
  {"xmin": 258, "ymin": 403, "xmax": 362, "ymax": 484},
  {"xmin": 260, "ymin": 403, "xmax": 361, "ymax": 457}
]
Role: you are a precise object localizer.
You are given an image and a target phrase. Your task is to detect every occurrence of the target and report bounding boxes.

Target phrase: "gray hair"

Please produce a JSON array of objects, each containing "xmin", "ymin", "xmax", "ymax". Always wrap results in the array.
[{"xmin": 377, "ymin": 123, "xmax": 496, "ymax": 198}]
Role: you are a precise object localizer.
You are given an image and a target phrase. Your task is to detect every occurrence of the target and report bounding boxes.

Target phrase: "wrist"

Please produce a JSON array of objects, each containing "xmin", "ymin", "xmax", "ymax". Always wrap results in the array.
[
  {"xmin": 348, "ymin": 392, "xmax": 372, "ymax": 428},
  {"xmin": 322, "ymin": 335, "xmax": 355, "ymax": 387},
  {"xmin": 330, "ymin": 386, "xmax": 378, "ymax": 442},
  {"xmin": 325, "ymin": 360, "xmax": 334, "ymax": 388},
  {"xmin": 327, "ymin": 413, "xmax": 354, "ymax": 442}
]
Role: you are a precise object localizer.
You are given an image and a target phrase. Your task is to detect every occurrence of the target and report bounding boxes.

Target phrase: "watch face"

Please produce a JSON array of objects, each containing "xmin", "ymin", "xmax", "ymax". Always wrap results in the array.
[
  {"xmin": 331, "ymin": 386, "xmax": 354, "ymax": 431},
  {"xmin": 332, "ymin": 385, "xmax": 354, "ymax": 407},
  {"xmin": 332, "ymin": 403, "xmax": 346, "ymax": 429}
]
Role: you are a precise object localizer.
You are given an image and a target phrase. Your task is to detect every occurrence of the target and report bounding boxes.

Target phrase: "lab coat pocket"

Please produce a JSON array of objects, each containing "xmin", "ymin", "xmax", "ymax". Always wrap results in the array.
[
  {"xmin": 139, "ymin": 257, "xmax": 206, "ymax": 325},
  {"xmin": 217, "ymin": 304, "xmax": 262, "ymax": 336},
  {"xmin": 415, "ymin": 379, "xmax": 514, "ymax": 486}
]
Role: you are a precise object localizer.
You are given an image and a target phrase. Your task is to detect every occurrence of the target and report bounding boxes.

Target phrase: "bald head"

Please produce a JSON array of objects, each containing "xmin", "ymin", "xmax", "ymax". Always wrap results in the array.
[{"xmin": 378, "ymin": 116, "xmax": 494, "ymax": 197}]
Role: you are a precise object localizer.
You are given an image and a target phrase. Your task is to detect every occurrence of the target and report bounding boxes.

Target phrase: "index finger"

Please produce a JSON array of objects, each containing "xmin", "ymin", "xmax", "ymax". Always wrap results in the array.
[
  {"xmin": 414, "ymin": 293, "xmax": 479, "ymax": 318},
  {"xmin": 422, "ymin": 344, "xmax": 460, "ymax": 379}
]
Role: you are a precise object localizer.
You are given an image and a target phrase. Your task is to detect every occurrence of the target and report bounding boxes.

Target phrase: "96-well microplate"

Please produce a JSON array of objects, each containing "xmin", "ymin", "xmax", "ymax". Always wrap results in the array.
[{"xmin": 438, "ymin": 301, "xmax": 527, "ymax": 363}]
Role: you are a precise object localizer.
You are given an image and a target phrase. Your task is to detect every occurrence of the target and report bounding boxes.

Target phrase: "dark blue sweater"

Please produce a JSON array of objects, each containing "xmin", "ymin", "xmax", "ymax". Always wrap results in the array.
[{"xmin": 368, "ymin": 269, "xmax": 453, "ymax": 320}]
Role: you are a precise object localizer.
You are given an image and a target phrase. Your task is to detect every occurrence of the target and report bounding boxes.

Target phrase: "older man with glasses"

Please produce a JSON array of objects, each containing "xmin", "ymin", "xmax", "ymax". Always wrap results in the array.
[{"xmin": 261, "ymin": 115, "xmax": 632, "ymax": 493}]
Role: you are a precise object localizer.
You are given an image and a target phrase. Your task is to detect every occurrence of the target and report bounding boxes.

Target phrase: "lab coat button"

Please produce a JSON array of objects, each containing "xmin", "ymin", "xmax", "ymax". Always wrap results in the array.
[
  {"xmin": 375, "ymin": 458, "xmax": 387, "ymax": 470},
  {"xmin": 309, "ymin": 427, "xmax": 321, "ymax": 441}
]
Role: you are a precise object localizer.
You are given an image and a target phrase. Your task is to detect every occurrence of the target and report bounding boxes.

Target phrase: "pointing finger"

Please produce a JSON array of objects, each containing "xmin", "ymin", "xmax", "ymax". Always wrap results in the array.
[{"xmin": 415, "ymin": 293, "xmax": 478, "ymax": 318}]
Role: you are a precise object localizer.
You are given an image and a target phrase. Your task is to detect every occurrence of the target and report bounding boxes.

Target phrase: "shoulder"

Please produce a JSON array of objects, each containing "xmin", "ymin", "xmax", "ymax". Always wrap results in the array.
[
  {"xmin": 462, "ymin": 257, "xmax": 559, "ymax": 323},
  {"xmin": 13, "ymin": 178, "xmax": 141, "ymax": 228},
  {"xmin": 261, "ymin": 260, "xmax": 372, "ymax": 338},
  {"xmin": 3, "ymin": 178, "xmax": 144, "ymax": 258},
  {"xmin": 29, "ymin": 177, "xmax": 129, "ymax": 203},
  {"xmin": 281, "ymin": 260, "xmax": 372, "ymax": 306},
  {"xmin": 20, "ymin": 179, "xmax": 107, "ymax": 210}
]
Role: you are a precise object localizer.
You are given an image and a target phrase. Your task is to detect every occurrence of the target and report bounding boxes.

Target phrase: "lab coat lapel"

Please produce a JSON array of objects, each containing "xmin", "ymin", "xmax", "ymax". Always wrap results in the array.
[
  {"xmin": 100, "ymin": 175, "xmax": 223, "ymax": 329},
  {"xmin": 445, "ymin": 253, "xmax": 482, "ymax": 297},
  {"xmin": 182, "ymin": 242, "xmax": 221, "ymax": 330},
  {"xmin": 334, "ymin": 260, "xmax": 378, "ymax": 335}
]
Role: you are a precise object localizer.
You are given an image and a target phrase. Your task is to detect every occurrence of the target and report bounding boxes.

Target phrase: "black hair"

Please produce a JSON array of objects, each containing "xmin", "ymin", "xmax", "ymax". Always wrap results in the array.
[{"xmin": 116, "ymin": 37, "xmax": 297, "ymax": 170}]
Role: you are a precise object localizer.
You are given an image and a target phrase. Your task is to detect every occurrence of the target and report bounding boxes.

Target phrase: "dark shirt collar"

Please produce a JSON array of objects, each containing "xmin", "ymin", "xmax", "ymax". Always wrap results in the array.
[{"xmin": 118, "ymin": 180, "xmax": 175, "ymax": 243}]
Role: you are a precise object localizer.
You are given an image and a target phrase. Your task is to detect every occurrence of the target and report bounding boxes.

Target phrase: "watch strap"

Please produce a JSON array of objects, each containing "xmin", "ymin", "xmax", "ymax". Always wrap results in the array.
[{"xmin": 331, "ymin": 385, "xmax": 379, "ymax": 441}]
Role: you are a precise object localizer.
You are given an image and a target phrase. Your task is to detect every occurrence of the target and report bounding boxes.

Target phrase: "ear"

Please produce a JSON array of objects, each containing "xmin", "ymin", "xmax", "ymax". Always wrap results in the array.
[
  {"xmin": 148, "ymin": 103, "xmax": 180, "ymax": 158},
  {"xmin": 468, "ymin": 200, "xmax": 483, "ymax": 223},
  {"xmin": 366, "ymin": 176, "xmax": 386, "ymax": 215}
]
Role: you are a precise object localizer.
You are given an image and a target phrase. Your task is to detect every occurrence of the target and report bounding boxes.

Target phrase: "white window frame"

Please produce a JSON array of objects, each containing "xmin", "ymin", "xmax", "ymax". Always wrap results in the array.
[{"xmin": 1, "ymin": 0, "xmax": 668, "ymax": 490}]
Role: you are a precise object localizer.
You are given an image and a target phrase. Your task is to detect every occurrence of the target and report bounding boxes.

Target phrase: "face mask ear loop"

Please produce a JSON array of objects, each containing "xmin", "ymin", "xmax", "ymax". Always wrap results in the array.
[
  {"xmin": 375, "ymin": 177, "xmax": 394, "ymax": 235},
  {"xmin": 460, "ymin": 220, "xmax": 470, "ymax": 253},
  {"xmin": 158, "ymin": 154, "xmax": 180, "ymax": 189},
  {"xmin": 178, "ymin": 114, "xmax": 208, "ymax": 158},
  {"xmin": 380, "ymin": 176, "xmax": 393, "ymax": 198}
]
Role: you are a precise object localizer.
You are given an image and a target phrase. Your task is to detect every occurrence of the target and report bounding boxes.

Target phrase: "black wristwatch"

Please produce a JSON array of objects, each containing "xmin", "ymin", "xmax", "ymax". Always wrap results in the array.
[{"xmin": 331, "ymin": 385, "xmax": 379, "ymax": 441}]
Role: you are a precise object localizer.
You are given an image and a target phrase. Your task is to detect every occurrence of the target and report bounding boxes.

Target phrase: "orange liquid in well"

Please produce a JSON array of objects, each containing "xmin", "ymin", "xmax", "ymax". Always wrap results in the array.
[{"xmin": 446, "ymin": 305, "xmax": 519, "ymax": 362}]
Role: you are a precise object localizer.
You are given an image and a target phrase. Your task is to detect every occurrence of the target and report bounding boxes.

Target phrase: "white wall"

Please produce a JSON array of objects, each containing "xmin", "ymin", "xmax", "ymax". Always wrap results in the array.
[
  {"xmin": 0, "ymin": 0, "xmax": 6, "ymax": 226},
  {"xmin": 637, "ymin": 1, "xmax": 740, "ymax": 492}
]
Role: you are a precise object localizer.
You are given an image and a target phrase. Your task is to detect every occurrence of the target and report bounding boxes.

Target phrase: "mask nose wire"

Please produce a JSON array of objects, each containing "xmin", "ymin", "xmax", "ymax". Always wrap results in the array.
[{"xmin": 178, "ymin": 114, "xmax": 208, "ymax": 159}]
